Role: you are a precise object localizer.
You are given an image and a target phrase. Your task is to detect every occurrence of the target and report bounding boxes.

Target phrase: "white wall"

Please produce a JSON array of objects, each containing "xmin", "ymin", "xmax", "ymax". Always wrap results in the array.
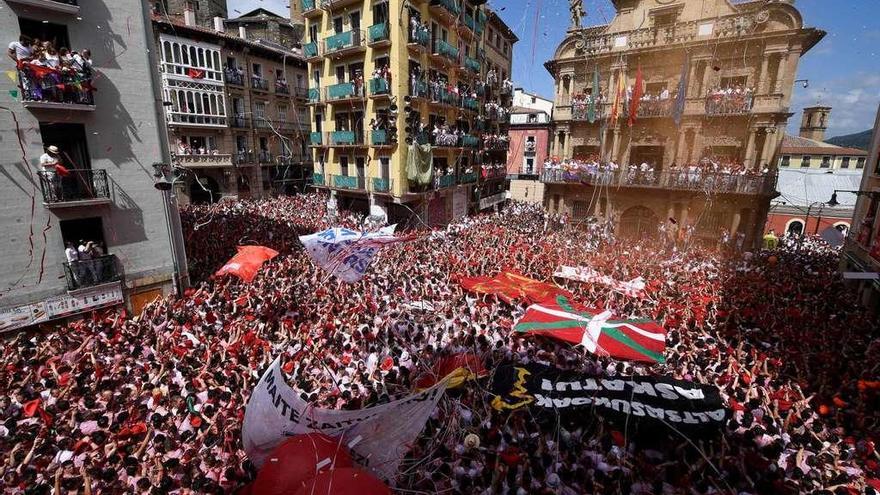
[{"xmin": 513, "ymin": 88, "xmax": 553, "ymax": 115}]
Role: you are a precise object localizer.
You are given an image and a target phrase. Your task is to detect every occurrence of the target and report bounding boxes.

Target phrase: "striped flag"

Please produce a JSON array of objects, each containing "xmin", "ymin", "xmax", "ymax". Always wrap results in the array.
[
  {"xmin": 672, "ymin": 55, "xmax": 690, "ymax": 127},
  {"xmin": 513, "ymin": 295, "xmax": 666, "ymax": 364}
]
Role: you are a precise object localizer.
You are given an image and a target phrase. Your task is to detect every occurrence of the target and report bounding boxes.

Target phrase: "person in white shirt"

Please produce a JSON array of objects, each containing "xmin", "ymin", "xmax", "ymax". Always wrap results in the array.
[
  {"xmin": 39, "ymin": 145, "xmax": 62, "ymax": 199},
  {"xmin": 7, "ymin": 35, "xmax": 33, "ymax": 62}
]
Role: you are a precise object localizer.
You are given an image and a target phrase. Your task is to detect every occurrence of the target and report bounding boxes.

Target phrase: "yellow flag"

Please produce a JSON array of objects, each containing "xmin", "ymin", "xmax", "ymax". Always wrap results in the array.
[{"xmin": 5, "ymin": 70, "xmax": 17, "ymax": 82}]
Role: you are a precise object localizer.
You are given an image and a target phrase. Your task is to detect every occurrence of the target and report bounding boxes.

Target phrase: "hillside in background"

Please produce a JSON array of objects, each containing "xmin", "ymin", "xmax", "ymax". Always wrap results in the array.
[{"xmin": 826, "ymin": 129, "xmax": 872, "ymax": 150}]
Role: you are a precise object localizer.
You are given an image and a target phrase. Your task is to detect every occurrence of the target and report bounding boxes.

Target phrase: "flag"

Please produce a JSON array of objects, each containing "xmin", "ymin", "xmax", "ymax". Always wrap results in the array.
[
  {"xmin": 514, "ymin": 295, "xmax": 666, "ymax": 363},
  {"xmin": 299, "ymin": 225, "xmax": 413, "ymax": 283},
  {"xmin": 672, "ymin": 55, "xmax": 690, "ymax": 127},
  {"xmin": 215, "ymin": 245, "xmax": 279, "ymax": 283},
  {"xmin": 628, "ymin": 66, "xmax": 643, "ymax": 127},
  {"xmin": 187, "ymin": 68, "xmax": 205, "ymax": 79},
  {"xmin": 553, "ymin": 265, "xmax": 645, "ymax": 298},
  {"xmin": 610, "ymin": 70, "xmax": 625, "ymax": 123},
  {"xmin": 588, "ymin": 66, "xmax": 600, "ymax": 123},
  {"xmin": 458, "ymin": 271, "xmax": 572, "ymax": 304},
  {"xmin": 54, "ymin": 163, "xmax": 71, "ymax": 177}
]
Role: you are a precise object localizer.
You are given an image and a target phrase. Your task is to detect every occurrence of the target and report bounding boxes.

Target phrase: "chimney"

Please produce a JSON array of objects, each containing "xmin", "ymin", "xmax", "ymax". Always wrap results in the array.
[
  {"xmin": 213, "ymin": 16, "xmax": 225, "ymax": 33},
  {"xmin": 183, "ymin": 6, "xmax": 196, "ymax": 27},
  {"xmin": 239, "ymin": 26, "xmax": 247, "ymax": 39},
  {"xmin": 799, "ymin": 106, "xmax": 831, "ymax": 142}
]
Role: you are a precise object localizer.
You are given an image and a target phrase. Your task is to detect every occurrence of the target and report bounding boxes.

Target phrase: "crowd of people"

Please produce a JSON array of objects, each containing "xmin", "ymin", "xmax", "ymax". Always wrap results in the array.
[
  {"xmin": 481, "ymin": 162, "xmax": 507, "ymax": 179},
  {"xmin": 1, "ymin": 193, "xmax": 878, "ymax": 494},
  {"xmin": 542, "ymin": 154, "xmax": 774, "ymax": 193},
  {"xmin": 705, "ymin": 85, "xmax": 755, "ymax": 114},
  {"xmin": 370, "ymin": 65, "xmax": 392, "ymax": 94},
  {"xmin": 8, "ymin": 34, "xmax": 94, "ymax": 105}
]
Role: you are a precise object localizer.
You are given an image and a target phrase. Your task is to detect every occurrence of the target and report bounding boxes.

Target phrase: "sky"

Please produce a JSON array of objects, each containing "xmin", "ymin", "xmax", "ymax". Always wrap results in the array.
[{"xmin": 229, "ymin": 0, "xmax": 880, "ymax": 138}]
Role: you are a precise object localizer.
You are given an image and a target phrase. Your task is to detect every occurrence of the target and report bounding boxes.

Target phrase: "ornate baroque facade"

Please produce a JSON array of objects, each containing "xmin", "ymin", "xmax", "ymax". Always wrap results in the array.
[{"xmin": 543, "ymin": 0, "xmax": 824, "ymax": 246}]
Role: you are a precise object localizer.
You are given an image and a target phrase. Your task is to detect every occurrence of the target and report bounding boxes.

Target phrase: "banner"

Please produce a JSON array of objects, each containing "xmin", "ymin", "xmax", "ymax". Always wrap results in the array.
[
  {"xmin": 215, "ymin": 245, "xmax": 279, "ymax": 283},
  {"xmin": 299, "ymin": 226, "xmax": 412, "ymax": 283},
  {"xmin": 554, "ymin": 265, "xmax": 645, "ymax": 298},
  {"xmin": 243, "ymin": 358, "xmax": 446, "ymax": 481},
  {"xmin": 0, "ymin": 302, "xmax": 48, "ymax": 333},
  {"xmin": 458, "ymin": 271, "xmax": 572, "ymax": 304},
  {"xmin": 491, "ymin": 364, "xmax": 726, "ymax": 430},
  {"xmin": 514, "ymin": 295, "xmax": 666, "ymax": 364}
]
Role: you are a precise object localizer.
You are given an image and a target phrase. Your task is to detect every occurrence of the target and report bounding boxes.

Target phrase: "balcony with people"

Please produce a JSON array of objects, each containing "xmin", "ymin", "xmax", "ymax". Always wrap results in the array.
[
  {"xmin": 35, "ymin": 144, "xmax": 110, "ymax": 207},
  {"xmin": 251, "ymin": 75, "xmax": 269, "ymax": 92},
  {"xmin": 224, "ymin": 66, "xmax": 245, "ymax": 86},
  {"xmin": 485, "ymin": 100, "xmax": 509, "ymax": 122},
  {"xmin": 428, "ymin": 78, "xmax": 460, "ymax": 108},
  {"xmin": 327, "ymin": 129, "xmax": 366, "ymax": 147},
  {"xmin": 274, "ymin": 78, "xmax": 290, "ymax": 95},
  {"xmin": 567, "ymin": 92, "xmax": 605, "ymax": 121},
  {"xmin": 482, "ymin": 134, "xmax": 510, "ymax": 151},
  {"xmin": 324, "ymin": 30, "xmax": 366, "ymax": 57},
  {"xmin": 369, "ymin": 66, "xmax": 392, "ymax": 98},
  {"xmin": 303, "ymin": 41, "xmax": 322, "ymax": 61},
  {"xmin": 540, "ymin": 155, "xmax": 776, "ymax": 195},
  {"xmin": 481, "ymin": 162, "xmax": 507, "ymax": 180},
  {"xmin": 635, "ymin": 89, "xmax": 673, "ymax": 118},
  {"xmin": 10, "ymin": 35, "xmax": 95, "ymax": 110},
  {"xmin": 369, "ymin": 116, "xmax": 396, "ymax": 147},
  {"xmin": 407, "ymin": 17, "xmax": 430, "ymax": 51},
  {"xmin": 326, "ymin": 78, "xmax": 366, "ymax": 103},
  {"xmin": 63, "ymin": 245, "xmax": 121, "ymax": 292},
  {"xmin": 704, "ymin": 85, "xmax": 754, "ymax": 115},
  {"xmin": 173, "ymin": 143, "xmax": 233, "ymax": 168}
]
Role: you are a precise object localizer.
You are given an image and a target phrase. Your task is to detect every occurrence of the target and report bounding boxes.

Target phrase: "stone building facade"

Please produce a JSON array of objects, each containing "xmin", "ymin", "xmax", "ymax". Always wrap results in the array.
[{"xmin": 543, "ymin": 0, "xmax": 824, "ymax": 246}]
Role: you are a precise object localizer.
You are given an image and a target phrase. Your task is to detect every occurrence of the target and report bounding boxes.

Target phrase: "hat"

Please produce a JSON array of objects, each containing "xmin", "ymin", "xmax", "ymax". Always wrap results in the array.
[{"xmin": 47, "ymin": 145, "xmax": 59, "ymax": 154}]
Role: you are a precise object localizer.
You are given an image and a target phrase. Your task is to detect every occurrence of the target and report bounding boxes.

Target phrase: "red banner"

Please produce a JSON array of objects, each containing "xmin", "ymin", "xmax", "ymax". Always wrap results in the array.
[
  {"xmin": 187, "ymin": 68, "xmax": 205, "ymax": 79},
  {"xmin": 458, "ymin": 271, "xmax": 571, "ymax": 304},
  {"xmin": 215, "ymin": 245, "xmax": 279, "ymax": 283}
]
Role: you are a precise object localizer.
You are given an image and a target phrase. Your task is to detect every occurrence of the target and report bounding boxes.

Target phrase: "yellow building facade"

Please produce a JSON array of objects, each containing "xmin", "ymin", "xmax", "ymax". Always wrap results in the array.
[{"xmin": 294, "ymin": 0, "xmax": 515, "ymax": 224}]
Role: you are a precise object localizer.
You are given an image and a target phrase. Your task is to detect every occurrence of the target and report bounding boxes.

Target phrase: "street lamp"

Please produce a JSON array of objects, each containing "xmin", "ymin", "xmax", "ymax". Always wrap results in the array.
[
  {"xmin": 797, "ymin": 200, "xmax": 826, "ymax": 250},
  {"xmin": 827, "ymin": 189, "xmax": 880, "ymax": 207},
  {"xmin": 152, "ymin": 162, "xmax": 187, "ymax": 297}
]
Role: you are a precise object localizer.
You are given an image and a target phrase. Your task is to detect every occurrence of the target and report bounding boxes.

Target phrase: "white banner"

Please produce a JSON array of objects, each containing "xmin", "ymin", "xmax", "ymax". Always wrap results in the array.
[
  {"xmin": 0, "ymin": 302, "xmax": 48, "ymax": 333},
  {"xmin": 554, "ymin": 266, "xmax": 646, "ymax": 297},
  {"xmin": 299, "ymin": 226, "xmax": 410, "ymax": 283},
  {"xmin": 242, "ymin": 358, "xmax": 447, "ymax": 482}
]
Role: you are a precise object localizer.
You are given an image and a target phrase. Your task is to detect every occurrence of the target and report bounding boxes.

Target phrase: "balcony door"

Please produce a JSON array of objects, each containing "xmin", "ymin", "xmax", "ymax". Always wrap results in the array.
[{"xmin": 355, "ymin": 156, "xmax": 366, "ymax": 189}]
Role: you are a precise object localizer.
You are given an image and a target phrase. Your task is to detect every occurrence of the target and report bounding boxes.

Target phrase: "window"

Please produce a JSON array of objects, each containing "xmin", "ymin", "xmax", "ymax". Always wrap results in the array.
[
  {"xmin": 19, "ymin": 18, "xmax": 70, "ymax": 51},
  {"xmin": 252, "ymin": 63, "xmax": 262, "ymax": 77},
  {"xmin": 60, "ymin": 217, "xmax": 106, "ymax": 255},
  {"xmin": 333, "ymin": 17, "xmax": 344, "ymax": 34},
  {"xmin": 786, "ymin": 220, "xmax": 804, "ymax": 236},
  {"xmin": 856, "ymin": 157, "xmax": 866, "ymax": 169},
  {"xmin": 800, "ymin": 155, "xmax": 811, "ymax": 168},
  {"xmin": 531, "ymin": 96, "xmax": 536, "ymax": 104},
  {"xmin": 841, "ymin": 157, "xmax": 850, "ymax": 169},
  {"xmin": 235, "ymin": 135, "xmax": 247, "ymax": 152},
  {"xmin": 720, "ymin": 76, "xmax": 748, "ymax": 88},
  {"xmin": 309, "ymin": 24, "xmax": 318, "ymax": 43},
  {"xmin": 780, "ymin": 155, "xmax": 790, "ymax": 167},
  {"xmin": 39, "ymin": 123, "xmax": 90, "ymax": 170},
  {"xmin": 654, "ymin": 12, "xmax": 678, "ymax": 26},
  {"xmin": 340, "ymin": 156, "xmax": 349, "ymax": 176},
  {"xmin": 258, "ymin": 137, "xmax": 269, "ymax": 152},
  {"xmin": 226, "ymin": 57, "xmax": 237, "ymax": 69},
  {"xmin": 821, "ymin": 156, "xmax": 831, "ymax": 168},
  {"xmin": 524, "ymin": 157, "xmax": 534, "ymax": 173},
  {"xmin": 380, "ymin": 157, "xmax": 390, "ymax": 179},
  {"xmin": 254, "ymin": 101, "xmax": 266, "ymax": 120},
  {"xmin": 277, "ymin": 104, "xmax": 288, "ymax": 123}
]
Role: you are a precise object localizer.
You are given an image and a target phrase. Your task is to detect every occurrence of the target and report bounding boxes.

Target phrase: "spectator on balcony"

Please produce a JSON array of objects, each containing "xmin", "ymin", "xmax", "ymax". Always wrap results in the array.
[
  {"xmin": 502, "ymin": 78, "xmax": 513, "ymax": 94},
  {"xmin": 352, "ymin": 71, "xmax": 365, "ymax": 97},
  {"xmin": 39, "ymin": 145, "xmax": 64, "ymax": 199},
  {"xmin": 7, "ymin": 35, "xmax": 34, "ymax": 62},
  {"xmin": 486, "ymin": 68, "xmax": 497, "ymax": 86}
]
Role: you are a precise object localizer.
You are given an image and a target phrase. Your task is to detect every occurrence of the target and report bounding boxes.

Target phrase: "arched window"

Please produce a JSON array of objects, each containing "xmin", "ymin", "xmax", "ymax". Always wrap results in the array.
[
  {"xmin": 189, "ymin": 46, "xmax": 197, "ymax": 66},
  {"xmin": 203, "ymin": 94, "xmax": 211, "ymax": 115},
  {"xmin": 186, "ymin": 91, "xmax": 195, "ymax": 114},
  {"xmin": 173, "ymin": 43, "xmax": 181, "ymax": 64},
  {"xmin": 163, "ymin": 41, "xmax": 172, "ymax": 63},
  {"xmin": 786, "ymin": 219, "xmax": 804, "ymax": 236},
  {"xmin": 198, "ymin": 48, "xmax": 205, "ymax": 68},
  {"xmin": 834, "ymin": 223, "xmax": 850, "ymax": 236}
]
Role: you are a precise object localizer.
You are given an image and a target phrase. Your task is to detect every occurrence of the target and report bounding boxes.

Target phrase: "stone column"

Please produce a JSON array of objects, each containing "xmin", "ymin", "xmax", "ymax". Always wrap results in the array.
[
  {"xmin": 611, "ymin": 129, "xmax": 621, "ymax": 162},
  {"xmin": 758, "ymin": 129, "xmax": 777, "ymax": 170},
  {"xmin": 730, "ymin": 210, "xmax": 742, "ymax": 236},
  {"xmin": 743, "ymin": 128, "xmax": 757, "ymax": 168},
  {"xmin": 701, "ymin": 63, "xmax": 712, "ymax": 96},
  {"xmin": 774, "ymin": 52, "xmax": 789, "ymax": 94},
  {"xmin": 679, "ymin": 203, "xmax": 689, "ymax": 227},
  {"xmin": 675, "ymin": 129, "xmax": 688, "ymax": 163},
  {"xmin": 563, "ymin": 131, "xmax": 573, "ymax": 158},
  {"xmin": 758, "ymin": 54, "xmax": 771, "ymax": 94}
]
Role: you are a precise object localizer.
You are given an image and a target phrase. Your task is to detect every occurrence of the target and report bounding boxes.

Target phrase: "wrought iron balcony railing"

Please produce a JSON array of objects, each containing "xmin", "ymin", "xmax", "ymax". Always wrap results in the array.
[
  {"xmin": 541, "ymin": 169, "xmax": 776, "ymax": 195},
  {"xmin": 63, "ymin": 254, "xmax": 122, "ymax": 291},
  {"xmin": 37, "ymin": 169, "xmax": 110, "ymax": 205}
]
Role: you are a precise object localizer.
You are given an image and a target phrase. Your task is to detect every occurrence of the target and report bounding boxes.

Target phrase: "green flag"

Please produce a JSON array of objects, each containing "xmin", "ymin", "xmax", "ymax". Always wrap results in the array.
[{"xmin": 588, "ymin": 66, "xmax": 600, "ymax": 123}]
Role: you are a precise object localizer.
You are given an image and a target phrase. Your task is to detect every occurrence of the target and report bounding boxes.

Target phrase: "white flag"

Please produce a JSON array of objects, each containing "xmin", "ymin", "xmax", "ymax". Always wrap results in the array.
[
  {"xmin": 554, "ymin": 265, "xmax": 646, "ymax": 298},
  {"xmin": 299, "ymin": 226, "xmax": 410, "ymax": 283},
  {"xmin": 242, "ymin": 357, "xmax": 446, "ymax": 482}
]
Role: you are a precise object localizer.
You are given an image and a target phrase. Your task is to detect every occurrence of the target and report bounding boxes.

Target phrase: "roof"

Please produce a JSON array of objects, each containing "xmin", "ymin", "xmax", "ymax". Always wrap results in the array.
[
  {"xmin": 514, "ymin": 88, "xmax": 552, "ymax": 102},
  {"xmin": 152, "ymin": 13, "xmax": 306, "ymax": 64},
  {"xmin": 774, "ymin": 169, "xmax": 863, "ymax": 211},
  {"xmin": 485, "ymin": 9, "xmax": 519, "ymax": 43},
  {"xmin": 509, "ymin": 105, "xmax": 549, "ymax": 115},
  {"xmin": 226, "ymin": 8, "xmax": 293, "ymax": 26},
  {"xmin": 779, "ymin": 134, "xmax": 867, "ymax": 156}
]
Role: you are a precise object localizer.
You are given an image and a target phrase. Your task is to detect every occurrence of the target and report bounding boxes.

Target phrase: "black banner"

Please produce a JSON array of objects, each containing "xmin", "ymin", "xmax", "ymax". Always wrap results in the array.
[{"xmin": 491, "ymin": 364, "xmax": 726, "ymax": 430}]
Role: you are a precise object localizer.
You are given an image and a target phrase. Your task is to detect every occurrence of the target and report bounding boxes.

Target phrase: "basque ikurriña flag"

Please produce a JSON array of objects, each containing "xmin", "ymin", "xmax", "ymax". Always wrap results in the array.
[{"xmin": 514, "ymin": 295, "xmax": 666, "ymax": 364}]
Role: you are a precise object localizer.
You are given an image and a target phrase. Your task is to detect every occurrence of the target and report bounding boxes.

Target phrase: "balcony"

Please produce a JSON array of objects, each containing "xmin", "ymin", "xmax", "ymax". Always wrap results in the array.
[
  {"xmin": 326, "ymin": 82, "xmax": 365, "ymax": 103},
  {"xmin": 16, "ymin": 66, "xmax": 94, "ymax": 111},
  {"xmin": 332, "ymin": 174, "xmax": 366, "ymax": 190},
  {"xmin": 63, "ymin": 254, "xmax": 122, "ymax": 292},
  {"xmin": 459, "ymin": 14, "xmax": 476, "ymax": 39},
  {"xmin": 309, "ymin": 131, "xmax": 324, "ymax": 146},
  {"xmin": 485, "ymin": 138, "xmax": 510, "ymax": 151},
  {"xmin": 462, "ymin": 56, "xmax": 480, "ymax": 74},
  {"xmin": 293, "ymin": 86, "xmax": 309, "ymax": 100},
  {"xmin": 461, "ymin": 96, "xmax": 479, "ymax": 112},
  {"xmin": 370, "ymin": 129, "xmax": 396, "ymax": 147},
  {"xmin": 409, "ymin": 80, "xmax": 429, "ymax": 99},
  {"xmin": 435, "ymin": 173, "xmax": 456, "ymax": 189},
  {"xmin": 234, "ymin": 151, "xmax": 254, "ymax": 164},
  {"xmin": 540, "ymin": 169, "xmax": 777, "ymax": 196},
  {"xmin": 429, "ymin": 0, "xmax": 460, "ymax": 23},
  {"xmin": 372, "ymin": 177, "xmax": 392, "ymax": 193},
  {"xmin": 257, "ymin": 151, "xmax": 274, "ymax": 163},
  {"xmin": 251, "ymin": 76, "xmax": 270, "ymax": 92},
  {"xmin": 461, "ymin": 135, "xmax": 480, "ymax": 148},
  {"xmin": 312, "ymin": 172, "xmax": 325, "ymax": 186},
  {"xmin": 368, "ymin": 23, "xmax": 391, "ymax": 47},
  {"xmin": 175, "ymin": 153, "xmax": 234, "ymax": 168},
  {"xmin": 7, "ymin": 0, "xmax": 78, "ymax": 14},
  {"xmin": 231, "ymin": 115, "xmax": 249, "ymax": 128},
  {"xmin": 408, "ymin": 28, "xmax": 430, "ymax": 51},
  {"xmin": 224, "ymin": 69, "xmax": 245, "ymax": 86},
  {"xmin": 275, "ymin": 81, "xmax": 290, "ymax": 95},
  {"xmin": 432, "ymin": 132, "xmax": 464, "ymax": 148},
  {"xmin": 431, "ymin": 39, "xmax": 459, "ymax": 67},
  {"xmin": 429, "ymin": 86, "xmax": 459, "ymax": 108},
  {"xmin": 636, "ymin": 98, "xmax": 672, "ymax": 118},
  {"xmin": 369, "ymin": 77, "xmax": 391, "ymax": 98},
  {"xmin": 307, "ymin": 87, "xmax": 322, "ymax": 105},
  {"xmin": 705, "ymin": 93, "xmax": 753, "ymax": 116},
  {"xmin": 328, "ymin": 130, "xmax": 366, "ymax": 147},
  {"xmin": 37, "ymin": 169, "xmax": 110, "ymax": 207},
  {"xmin": 459, "ymin": 172, "xmax": 478, "ymax": 184},
  {"xmin": 324, "ymin": 30, "xmax": 366, "ymax": 57},
  {"xmin": 303, "ymin": 41, "xmax": 322, "ymax": 62},
  {"xmin": 302, "ymin": 0, "xmax": 321, "ymax": 17}
]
